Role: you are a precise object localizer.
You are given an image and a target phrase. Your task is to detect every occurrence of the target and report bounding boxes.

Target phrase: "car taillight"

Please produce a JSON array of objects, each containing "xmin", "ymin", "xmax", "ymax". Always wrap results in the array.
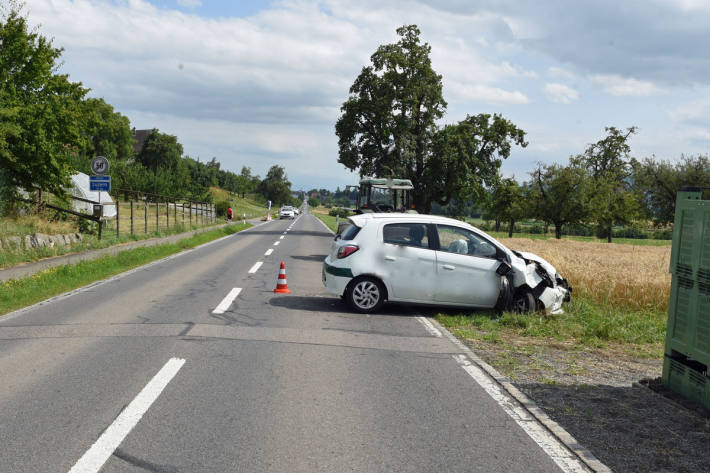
[{"xmin": 337, "ymin": 245, "xmax": 359, "ymax": 259}]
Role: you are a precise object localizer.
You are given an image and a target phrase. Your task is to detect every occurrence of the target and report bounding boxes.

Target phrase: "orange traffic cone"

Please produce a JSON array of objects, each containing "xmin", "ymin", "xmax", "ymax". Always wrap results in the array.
[{"xmin": 274, "ymin": 261, "xmax": 291, "ymax": 293}]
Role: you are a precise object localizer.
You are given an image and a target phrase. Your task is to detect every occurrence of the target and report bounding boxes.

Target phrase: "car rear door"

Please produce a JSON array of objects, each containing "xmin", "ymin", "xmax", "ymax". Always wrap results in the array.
[
  {"xmin": 378, "ymin": 222, "xmax": 437, "ymax": 302},
  {"xmin": 433, "ymin": 224, "xmax": 501, "ymax": 307}
]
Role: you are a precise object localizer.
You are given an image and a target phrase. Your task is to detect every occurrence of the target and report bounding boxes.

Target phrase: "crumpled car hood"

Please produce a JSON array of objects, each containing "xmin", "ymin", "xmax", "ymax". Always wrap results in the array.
[{"xmin": 511, "ymin": 251, "xmax": 571, "ymax": 314}]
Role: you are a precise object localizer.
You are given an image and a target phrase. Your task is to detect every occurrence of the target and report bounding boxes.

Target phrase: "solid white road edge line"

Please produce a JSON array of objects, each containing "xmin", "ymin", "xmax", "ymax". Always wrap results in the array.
[
  {"xmin": 264, "ymin": 249, "xmax": 274, "ymax": 256},
  {"xmin": 248, "ymin": 262, "xmax": 263, "ymax": 274},
  {"xmin": 436, "ymin": 318, "xmax": 611, "ymax": 473},
  {"xmin": 273, "ymin": 241, "xmax": 280, "ymax": 246},
  {"xmin": 68, "ymin": 358, "xmax": 186, "ymax": 473},
  {"xmin": 212, "ymin": 288, "xmax": 242, "ymax": 314},
  {"xmin": 416, "ymin": 316, "xmax": 442, "ymax": 337},
  {"xmin": 452, "ymin": 355, "xmax": 591, "ymax": 473}
]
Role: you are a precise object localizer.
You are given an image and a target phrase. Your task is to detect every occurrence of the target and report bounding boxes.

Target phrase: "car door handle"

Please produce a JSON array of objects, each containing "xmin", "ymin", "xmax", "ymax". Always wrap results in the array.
[
  {"xmin": 385, "ymin": 256, "xmax": 396, "ymax": 261},
  {"xmin": 442, "ymin": 264, "xmax": 455, "ymax": 270}
]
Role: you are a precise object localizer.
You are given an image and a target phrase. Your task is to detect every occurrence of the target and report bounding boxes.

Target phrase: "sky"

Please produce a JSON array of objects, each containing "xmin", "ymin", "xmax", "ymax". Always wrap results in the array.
[{"xmin": 21, "ymin": 0, "xmax": 710, "ymax": 191}]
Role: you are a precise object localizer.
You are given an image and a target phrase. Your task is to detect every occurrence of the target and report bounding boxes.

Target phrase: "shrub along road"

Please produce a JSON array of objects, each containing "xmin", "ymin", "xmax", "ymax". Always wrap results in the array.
[{"xmin": 0, "ymin": 213, "xmax": 596, "ymax": 473}]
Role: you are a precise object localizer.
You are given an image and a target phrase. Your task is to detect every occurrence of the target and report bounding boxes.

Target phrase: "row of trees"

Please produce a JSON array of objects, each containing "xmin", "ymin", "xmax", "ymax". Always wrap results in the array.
[
  {"xmin": 336, "ymin": 24, "xmax": 710, "ymax": 241},
  {"xmin": 0, "ymin": 4, "xmax": 297, "ymax": 214},
  {"xmin": 485, "ymin": 129, "xmax": 710, "ymax": 241}
]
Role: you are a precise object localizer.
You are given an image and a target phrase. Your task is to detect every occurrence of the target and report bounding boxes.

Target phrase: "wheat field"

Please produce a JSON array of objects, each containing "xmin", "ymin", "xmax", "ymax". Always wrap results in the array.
[{"xmin": 499, "ymin": 238, "xmax": 672, "ymax": 313}]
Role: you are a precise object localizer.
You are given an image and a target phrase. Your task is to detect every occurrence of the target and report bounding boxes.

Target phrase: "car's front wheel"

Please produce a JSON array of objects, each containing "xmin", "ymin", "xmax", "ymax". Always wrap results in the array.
[
  {"xmin": 512, "ymin": 289, "xmax": 536, "ymax": 314},
  {"xmin": 346, "ymin": 277, "xmax": 385, "ymax": 313}
]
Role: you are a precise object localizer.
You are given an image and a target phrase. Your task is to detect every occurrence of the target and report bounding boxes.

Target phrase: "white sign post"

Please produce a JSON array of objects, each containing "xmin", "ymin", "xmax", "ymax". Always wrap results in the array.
[{"xmin": 90, "ymin": 156, "xmax": 110, "ymax": 216}]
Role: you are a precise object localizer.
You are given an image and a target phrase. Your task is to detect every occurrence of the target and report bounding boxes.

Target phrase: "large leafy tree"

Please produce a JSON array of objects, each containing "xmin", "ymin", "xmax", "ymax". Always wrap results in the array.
[
  {"xmin": 335, "ymin": 25, "xmax": 525, "ymax": 213},
  {"xmin": 335, "ymin": 25, "xmax": 446, "ymax": 211},
  {"xmin": 631, "ymin": 154, "xmax": 710, "ymax": 225},
  {"xmin": 425, "ymin": 114, "xmax": 527, "ymax": 212},
  {"xmin": 257, "ymin": 165, "xmax": 292, "ymax": 205},
  {"xmin": 136, "ymin": 129, "xmax": 183, "ymax": 171},
  {"xmin": 531, "ymin": 163, "xmax": 590, "ymax": 239},
  {"xmin": 0, "ymin": 4, "xmax": 88, "ymax": 198},
  {"xmin": 80, "ymin": 98, "xmax": 133, "ymax": 161},
  {"xmin": 485, "ymin": 177, "xmax": 528, "ymax": 237},
  {"xmin": 572, "ymin": 127, "xmax": 640, "ymax": 242}
]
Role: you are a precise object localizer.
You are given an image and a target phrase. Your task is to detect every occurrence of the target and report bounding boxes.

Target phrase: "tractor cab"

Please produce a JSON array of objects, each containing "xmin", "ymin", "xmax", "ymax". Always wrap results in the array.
[{"xmin": 349, "ymin": 177, "xmax": 415, "ymax": 214}]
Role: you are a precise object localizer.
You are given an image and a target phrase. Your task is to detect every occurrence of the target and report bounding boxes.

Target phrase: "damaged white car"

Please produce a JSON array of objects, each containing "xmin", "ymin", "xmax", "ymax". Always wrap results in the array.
[{"xmin": 323, "ymin": 213, "xmax": 571, "ymax": 314}]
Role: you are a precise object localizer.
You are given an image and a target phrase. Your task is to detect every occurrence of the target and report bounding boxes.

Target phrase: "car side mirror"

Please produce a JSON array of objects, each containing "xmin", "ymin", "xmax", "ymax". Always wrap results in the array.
[{"xmin": 496, "ymin": 261, "xmax": 512, "ymax": 276}]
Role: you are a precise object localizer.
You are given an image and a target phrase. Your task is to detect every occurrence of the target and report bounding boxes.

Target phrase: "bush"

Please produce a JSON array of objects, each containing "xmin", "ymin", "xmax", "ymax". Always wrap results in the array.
[
  {"xmin": 652, "ymin": 228, "xmax": 673, "ymax": 240},
  {"xmin": 214, "ymin": 199, "xmax": 230, "ymax": 217},
  {"xmin": 528, "ymin": 224, "xmax": 545, "ymax": 234},
  {"xmin": 612, "ymin": 225, "xmax": 649, "ymax": 239},
  {"xmin": 329, "ymin": 208, "xmax": 351, "ymax": 218}
]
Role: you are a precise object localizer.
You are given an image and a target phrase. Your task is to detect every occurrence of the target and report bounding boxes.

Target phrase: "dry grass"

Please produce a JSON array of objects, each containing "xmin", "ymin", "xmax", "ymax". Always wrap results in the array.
[
  {"xmin": 0, "ymin": 214, "xmax": 78, "ymax": 237},
  {"xmin": 499, "ymin": 237, "xmax": 671, "ymax": 313}
]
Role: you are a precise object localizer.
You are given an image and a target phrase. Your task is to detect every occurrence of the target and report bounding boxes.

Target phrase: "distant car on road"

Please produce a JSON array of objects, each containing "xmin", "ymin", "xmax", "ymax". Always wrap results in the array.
[
  {"xmin": 323, "ymin": 213, "xmax": 571, "ymax": 314},
  {"xmin": 280, "ymin": 206, "xmax": 295, "ymax": 219}
]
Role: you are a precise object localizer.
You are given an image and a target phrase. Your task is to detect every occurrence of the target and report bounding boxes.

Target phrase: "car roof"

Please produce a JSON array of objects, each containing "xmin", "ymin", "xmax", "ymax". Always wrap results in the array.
[{"xmin": 349, "ymin": 212, "xmax": 468, "ymax": 226}]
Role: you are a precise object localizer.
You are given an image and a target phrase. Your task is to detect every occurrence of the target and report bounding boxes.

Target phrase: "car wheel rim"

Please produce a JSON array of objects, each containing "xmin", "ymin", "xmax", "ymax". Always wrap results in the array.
[
  {"xmin": 352, "ymin": 281, "xmax": 380, "ymax": 310},
  {"xmin": 514, "ymin": 294, "xmax": 531, "ymax": 313}
]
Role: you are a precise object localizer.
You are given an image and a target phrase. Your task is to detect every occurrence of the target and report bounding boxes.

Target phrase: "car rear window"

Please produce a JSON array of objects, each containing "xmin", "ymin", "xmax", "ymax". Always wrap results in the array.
[{"xmin": 340, "ymin": 223, "xmax": 361, "ymax": 240}]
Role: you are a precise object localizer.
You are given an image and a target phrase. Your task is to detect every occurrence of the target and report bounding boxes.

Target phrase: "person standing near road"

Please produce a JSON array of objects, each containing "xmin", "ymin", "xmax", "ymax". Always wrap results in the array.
[{"xmin": 227, "ymin": 206, "xmax": 233, "ymax": 221}]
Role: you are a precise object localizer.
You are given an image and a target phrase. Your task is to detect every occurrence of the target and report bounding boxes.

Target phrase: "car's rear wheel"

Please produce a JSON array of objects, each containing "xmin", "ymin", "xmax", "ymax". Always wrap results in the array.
[
  {"xmin": 347, "ymin": 277, "xmax": 385, "ymax": 313},
  {"xmin": 512, "ymin": 290, "xmax": 536, "ymax": 314}
]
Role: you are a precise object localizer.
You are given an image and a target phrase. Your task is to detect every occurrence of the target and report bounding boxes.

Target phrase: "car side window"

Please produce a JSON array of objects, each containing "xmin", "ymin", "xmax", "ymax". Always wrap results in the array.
[
  {"xmin": 436, "ymin": 225, "xmax": 497, "ymax": 258},
  {"xmin": 383, "ymin": 223, "xmax": 430, "ymax": 248}
]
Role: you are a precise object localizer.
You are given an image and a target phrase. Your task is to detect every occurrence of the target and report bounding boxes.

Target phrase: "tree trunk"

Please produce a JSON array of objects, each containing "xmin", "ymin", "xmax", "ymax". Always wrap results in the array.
[
  {"xmin": 508, "ymin": 219, "xmax": 515, "ymax": 238},
  {"xmin": 495, "ymin": 219, "xmax": 501, "ymax": 232},
  {"xmin": 607, "ymin": 223, "xmax": 612, "ymax": 243},
  {"xmin": 555, "ymin": 223, "xmax": 562, "ymax": 239}
]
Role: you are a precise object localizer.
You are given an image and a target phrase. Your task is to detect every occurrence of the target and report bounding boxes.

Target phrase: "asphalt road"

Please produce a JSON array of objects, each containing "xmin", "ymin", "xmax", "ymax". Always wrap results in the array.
[{"xmin": 0, "ymin": 212, "xmax": 590, "ymax": 472}]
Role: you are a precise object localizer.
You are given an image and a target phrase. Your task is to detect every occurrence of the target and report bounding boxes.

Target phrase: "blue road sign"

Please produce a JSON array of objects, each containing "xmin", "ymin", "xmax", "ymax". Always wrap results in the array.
[{"xmin": 89, "ymin": 175, "xmax": 111, "ymax": 192}]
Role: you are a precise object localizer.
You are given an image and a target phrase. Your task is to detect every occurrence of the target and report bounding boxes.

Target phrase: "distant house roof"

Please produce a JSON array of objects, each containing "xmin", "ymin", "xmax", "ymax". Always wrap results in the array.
[{"xmin": 132, "ymin": 128, "xmax": 151, "ymax": 155}]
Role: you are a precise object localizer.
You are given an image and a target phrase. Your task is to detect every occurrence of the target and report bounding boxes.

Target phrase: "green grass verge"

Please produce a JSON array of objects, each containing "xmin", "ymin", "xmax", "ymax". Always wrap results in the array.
[
  {"xmin": 313, "ymin": 213, "xmax": 339, "ymax": 233},
  {"xmin": 0, "ymin": 223, "xmax": 251, "ymax": 317},
  {"xmin": 435, "ymin": 295, "xmax": 666, "ymax": 358}
]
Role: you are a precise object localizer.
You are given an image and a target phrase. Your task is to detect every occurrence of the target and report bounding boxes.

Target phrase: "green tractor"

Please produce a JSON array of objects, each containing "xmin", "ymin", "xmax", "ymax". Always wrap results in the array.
[{"xmin": 348, "ymin": 177, "xmax": 416, "ymax": 214}]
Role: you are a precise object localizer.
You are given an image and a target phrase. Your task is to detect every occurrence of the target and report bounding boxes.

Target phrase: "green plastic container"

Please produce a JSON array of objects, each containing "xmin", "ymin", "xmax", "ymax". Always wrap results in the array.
[{"xmin": 662, "ymin": 188, "xmax": 710, "ymax": 408}]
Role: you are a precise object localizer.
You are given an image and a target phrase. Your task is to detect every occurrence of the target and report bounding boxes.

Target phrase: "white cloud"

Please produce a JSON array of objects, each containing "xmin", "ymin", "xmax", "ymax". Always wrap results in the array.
[
  {"xmin": 20, "ymin": 0, "xmax": 708, "ymax": 189},
  {"xmin": 543, "ymin": 83, "xmax": 578, "ymax": 104},
  {"xmin": 445, "ymin": 82, "xmax": 529, "ymax": 105},
  {"xmin": 668, "ymin": 99, "xmax": 710, "ymax": 123},
  {"xmin": 547, "ymin": 66, "xmax": 575, "ymax": 80},
  {"xmin": 177, "ymin": 0, "xmax": 202, "ymax": 7},
  {"xmin": 591, "ymin": 74, "xmax": 665, "ymax": 96}
]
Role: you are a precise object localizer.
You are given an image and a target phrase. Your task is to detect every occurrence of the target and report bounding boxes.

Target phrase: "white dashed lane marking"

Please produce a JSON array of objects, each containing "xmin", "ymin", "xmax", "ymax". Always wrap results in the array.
[
  {"xmin": 264, "ymin": 249, "xmax": 273, "ymax": 256},
  {"xmin": 68, "ymin": 358, "xmax": 186, "ymax": 473},
  {"xmin": 248, "ymin": 262, "xmax": 263, "ymax": 273},
  {"xmin": 213, "ymin": 288, "xmax": 242, "ymax": 314},
  {"xmin": 273, "ymin": 241, "xmax": 280, "ymax": 246}
]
